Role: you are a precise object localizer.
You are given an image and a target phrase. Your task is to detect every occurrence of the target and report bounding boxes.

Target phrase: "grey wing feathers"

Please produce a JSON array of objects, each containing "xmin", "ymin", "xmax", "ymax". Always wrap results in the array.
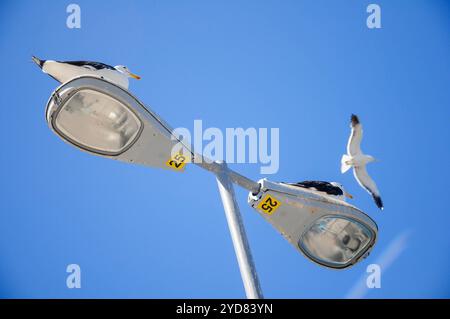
[
  {"xmin": 60, "ymin": 61, "xmax": 115, "ymax": 70},
  {"xmin": 347, "ymin": 114, "xmax": 363, "ymax": 155},
  {"xmin": 353, "ymin": 166, "xmax": 383, "ymax": 210}
]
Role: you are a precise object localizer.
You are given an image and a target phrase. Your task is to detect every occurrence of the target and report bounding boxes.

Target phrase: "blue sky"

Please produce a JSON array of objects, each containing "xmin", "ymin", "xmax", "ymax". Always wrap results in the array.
[{"xmin": 0, "ymin": 0, "xmax": 449, "ymax": 298}]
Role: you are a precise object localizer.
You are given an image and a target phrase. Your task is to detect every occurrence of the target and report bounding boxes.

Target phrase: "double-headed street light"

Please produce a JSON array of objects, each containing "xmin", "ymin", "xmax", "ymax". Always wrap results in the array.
[{"xmin": 44, "ymin": 76, "xmax": 378, "ymax": 298}]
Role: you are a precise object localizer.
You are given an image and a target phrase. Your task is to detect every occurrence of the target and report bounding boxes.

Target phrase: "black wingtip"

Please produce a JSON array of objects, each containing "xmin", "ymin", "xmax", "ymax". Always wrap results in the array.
[
  {"xmin": 373, "ymin": 195, "xmax": 384, "ymax": 210},
  {"xmin": 350, "ymin": 114, "xmax": 360, "ymax": 126}
]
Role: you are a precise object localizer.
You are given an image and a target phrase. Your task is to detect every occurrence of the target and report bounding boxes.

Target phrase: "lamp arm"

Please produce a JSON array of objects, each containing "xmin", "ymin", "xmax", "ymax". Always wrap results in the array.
[{"xmin": 192, "ymin": 154, "xmax": 261, "ymax": 195}]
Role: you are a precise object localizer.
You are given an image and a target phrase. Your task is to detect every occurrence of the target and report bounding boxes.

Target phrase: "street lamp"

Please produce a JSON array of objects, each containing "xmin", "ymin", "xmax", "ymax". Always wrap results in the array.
[
  {"xmin": 44, "ymin": 76, "xmax": 378, "ymax": 298},
  {"xmin": 248, "ymin": 179, "xmax": 377, "ymax": 269}
]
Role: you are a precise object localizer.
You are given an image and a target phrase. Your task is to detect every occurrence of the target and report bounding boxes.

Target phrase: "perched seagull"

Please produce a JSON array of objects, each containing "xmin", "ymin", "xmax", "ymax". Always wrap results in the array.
[
  {"xmin": 285, "ymin": 181, "xmax": 353, "ymax": 202},
  {"xmin": 341, "ymin": 114, "xmax": 383, "ymax": 210},
  {"xmin": 31, "ymin": 56, "xmax": 140, "ymax": 89}
]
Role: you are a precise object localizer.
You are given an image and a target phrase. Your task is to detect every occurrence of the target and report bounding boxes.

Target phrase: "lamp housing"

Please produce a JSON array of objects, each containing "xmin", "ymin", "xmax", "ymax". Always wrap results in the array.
[{"xmin": 248, "ymin": 179, "xmax": 378, "ymax": 269}]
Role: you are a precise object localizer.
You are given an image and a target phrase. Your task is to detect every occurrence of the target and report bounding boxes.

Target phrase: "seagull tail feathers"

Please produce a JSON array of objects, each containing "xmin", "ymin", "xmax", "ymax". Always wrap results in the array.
[
  {"xmin": 341, "ymin": 154, "xmax": 352, "ymax": 174},
  {"xmin": 31, "ymin": 56, "xmax": 45, "ymax": 69}
]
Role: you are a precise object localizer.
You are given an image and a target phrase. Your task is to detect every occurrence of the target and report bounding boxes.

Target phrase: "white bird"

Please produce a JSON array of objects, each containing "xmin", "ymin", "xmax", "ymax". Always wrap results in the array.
[
  {"xmin": 341, "ymin": 114, "xmax": 383, "ymax": 210},
  {"xmin": 32, "ymin": 56, "xmax": 141, "ymax": 89},
  {"xmin": 285, "ymin": 181, "xmax": 353, "ymax": 202}
]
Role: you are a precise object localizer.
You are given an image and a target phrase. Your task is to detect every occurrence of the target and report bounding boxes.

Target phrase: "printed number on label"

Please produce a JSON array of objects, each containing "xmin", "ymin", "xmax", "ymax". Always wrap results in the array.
[
  {"xmin": 258, "ymin": 195, "xmax": 280, "ymax": 215},
  {"xmin": 166, "ymin": 153, "xmax": 187, "ymax": 171}
]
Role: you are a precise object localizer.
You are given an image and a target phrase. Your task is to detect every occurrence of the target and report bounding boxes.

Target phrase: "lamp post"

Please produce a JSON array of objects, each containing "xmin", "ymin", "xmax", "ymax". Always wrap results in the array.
[
  {"xmin": 43, "ymin": 76, "xmax": 378, "ymax": 298},
  {"xmin": 215, "ymin": 161, "xmax": 263, "ymax": 299}
]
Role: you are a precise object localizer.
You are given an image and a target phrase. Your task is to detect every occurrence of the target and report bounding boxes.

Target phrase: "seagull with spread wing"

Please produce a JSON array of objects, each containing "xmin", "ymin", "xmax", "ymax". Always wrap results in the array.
[{"xmin": 341, "ymin": 114, "xmax": 383, "ymax": 210}]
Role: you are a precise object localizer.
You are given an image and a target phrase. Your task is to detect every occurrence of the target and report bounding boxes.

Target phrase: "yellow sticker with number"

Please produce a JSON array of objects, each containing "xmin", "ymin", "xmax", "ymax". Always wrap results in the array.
[
  {"xmin": 257, "ymin": 194, "xmax": 281, "ymax": 215},
  {"xmin": 166, "ymin": 153, "xmax": 187, "ymax": 171}
]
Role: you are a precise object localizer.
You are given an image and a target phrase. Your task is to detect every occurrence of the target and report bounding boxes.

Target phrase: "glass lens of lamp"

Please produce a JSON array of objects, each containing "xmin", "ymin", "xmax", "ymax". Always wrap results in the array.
[
  {"xmin": 54, "ymin": 89, "xmax": 141, "ymax": 154},
  {"xmin": 299, "ymin": 216, "xmax": 372, "ymax": 267}
]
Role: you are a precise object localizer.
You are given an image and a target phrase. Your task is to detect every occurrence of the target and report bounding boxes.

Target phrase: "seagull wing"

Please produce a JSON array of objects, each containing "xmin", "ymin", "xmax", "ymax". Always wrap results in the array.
[
  {"xmin": 60, "ymin": 61, "xmax": 115, "ymax": 70},
  {"xmin": 353, "ymin": 165, "xmax": 383, "ymax": 210},
  {"xmin": 347, "ymin": 114, "xmax": 363, "ymax": 156}
]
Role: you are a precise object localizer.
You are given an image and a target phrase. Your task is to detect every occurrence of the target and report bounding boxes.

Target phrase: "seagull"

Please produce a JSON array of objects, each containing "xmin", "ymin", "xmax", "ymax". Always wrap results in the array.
[
  {"xmin": 341, "ymin": 114, "xmax": 383, "ymax": 210},
  {"xmin": 285, "ymin": 181, "xmax": 353, "ymax": 202},
  {"xmin": 31, "ymin": 56, "xmax": 140, "ymax": 89}
]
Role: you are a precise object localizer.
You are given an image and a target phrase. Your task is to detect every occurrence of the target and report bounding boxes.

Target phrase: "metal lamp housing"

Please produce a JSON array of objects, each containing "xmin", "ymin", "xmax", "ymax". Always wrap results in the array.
[
  {"xmin": 248, "ymin": 179, "xmax": 378, "ymax": 269},
  {"xmin": 45, "ymin": 76, "xmax": 187, "ymax": 169}
]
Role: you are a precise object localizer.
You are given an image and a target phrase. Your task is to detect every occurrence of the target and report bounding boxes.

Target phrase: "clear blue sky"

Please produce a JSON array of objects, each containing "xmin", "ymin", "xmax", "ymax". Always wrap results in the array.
[{"xmin": 0, "ymin": 0, "xmax": 449, "ymax": 298}]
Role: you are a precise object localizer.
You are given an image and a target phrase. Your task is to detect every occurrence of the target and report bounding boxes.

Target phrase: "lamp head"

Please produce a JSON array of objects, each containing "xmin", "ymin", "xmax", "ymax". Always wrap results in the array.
[
  {"xmin": 248, "ymin": 179, "xmax": 378, "ymax": 269},
  {"xmin": 45, "ymin": 76, "xmax": 189, "ymax": 170}
]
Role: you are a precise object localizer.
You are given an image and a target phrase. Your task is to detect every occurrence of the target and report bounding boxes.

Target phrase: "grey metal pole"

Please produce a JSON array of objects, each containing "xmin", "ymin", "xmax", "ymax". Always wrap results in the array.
[
  {"xmin": 215, "ymin": 161, "xmax": 263, "ymax": 299},
  {"xmin": 193, "ymin": 154, "xmax": 261, "ymax": 194}
]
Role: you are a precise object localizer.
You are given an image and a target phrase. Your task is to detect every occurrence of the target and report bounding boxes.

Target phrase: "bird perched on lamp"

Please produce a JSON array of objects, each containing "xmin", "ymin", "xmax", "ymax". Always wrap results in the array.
[
  {"xmin": 32, "ymin": 56, "xmax": 140, "ymax": 89},
  {"xmin": 284, "ymin": 181, "xmax": 353, "ymax": 202}
]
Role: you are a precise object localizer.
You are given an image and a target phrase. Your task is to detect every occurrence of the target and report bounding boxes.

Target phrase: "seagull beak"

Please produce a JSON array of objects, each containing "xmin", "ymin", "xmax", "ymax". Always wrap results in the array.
[
  {"xmin": 128, "ymin": 71, "xmax": 141, "ymax": 80},
  {"xmin": 345, "ymin": 192, "xmax": 353, "ymax": 199}
]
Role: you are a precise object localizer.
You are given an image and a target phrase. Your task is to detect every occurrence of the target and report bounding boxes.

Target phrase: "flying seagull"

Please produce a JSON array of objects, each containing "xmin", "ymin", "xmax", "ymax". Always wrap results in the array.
[
  {"xmin": 341, "ymin": 114, "xmax": 383, "ymax": 210},
  {"xmin": 31, "ymin": 56, "xmax": 140, "ymax": 89},
  {"xmin": 285, "ymin": 181, "xmax": 353, "ymax": 202}
]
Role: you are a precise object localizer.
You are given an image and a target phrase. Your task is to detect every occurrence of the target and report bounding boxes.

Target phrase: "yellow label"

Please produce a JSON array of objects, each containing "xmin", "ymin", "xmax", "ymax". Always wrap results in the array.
[
  {"xmin": 257, "ymin": 194, "xmax": 281, "ymax": 215},
  {"xmin": 166, "ymin": 153, "xmax": 187, "ymax": 171}
]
